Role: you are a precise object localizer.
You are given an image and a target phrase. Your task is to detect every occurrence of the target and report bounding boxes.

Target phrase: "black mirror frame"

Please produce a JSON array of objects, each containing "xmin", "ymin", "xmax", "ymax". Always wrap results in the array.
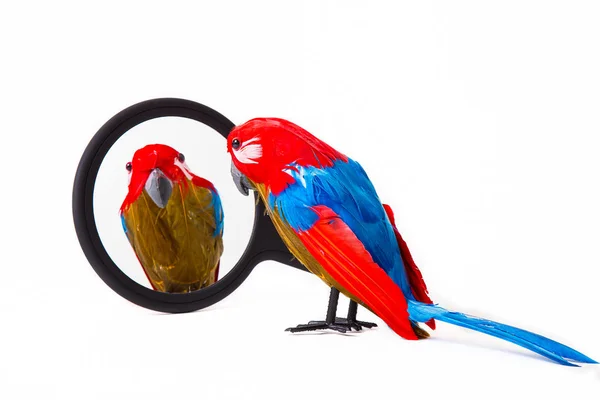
[{"xmin": 72, "ymin": 98, "xmax": 306, "ymax": 313}]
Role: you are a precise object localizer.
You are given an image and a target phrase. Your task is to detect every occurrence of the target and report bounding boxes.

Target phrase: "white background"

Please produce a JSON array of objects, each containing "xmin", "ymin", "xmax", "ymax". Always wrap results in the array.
[{"xmin": 1, "ymin": 1, "xmax": 599, "ymax": 399}]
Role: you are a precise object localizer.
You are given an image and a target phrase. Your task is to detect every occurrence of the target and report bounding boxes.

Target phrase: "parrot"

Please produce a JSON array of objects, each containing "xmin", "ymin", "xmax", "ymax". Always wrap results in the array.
[
  {"xmin": 120, "ymin": 144, "xmax": 224, "ymax": 293},
  {"xmin": 227, "ymin": 118, "xmax": 596, "ymax": 366}
]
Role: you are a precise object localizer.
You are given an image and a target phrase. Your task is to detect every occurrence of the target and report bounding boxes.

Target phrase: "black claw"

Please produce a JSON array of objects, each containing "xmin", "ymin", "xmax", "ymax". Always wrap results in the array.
[
  {"xmin": 286, "ymin": 318, "xmax": 377, "ymax": 334},
  {"xmin": 285, "ymin": 322, "xmax": 349, "ymax": 334},
  {"xmin": 359, "ymin": 321, "xmax": 378, "ymax": 328},
  {"xmin": 336, "ymin": 317, "xmax": 377, "ymax": 331},
  {"xmin": 287, "ymin": 290, "xmax": 377, "ymax": 335}
]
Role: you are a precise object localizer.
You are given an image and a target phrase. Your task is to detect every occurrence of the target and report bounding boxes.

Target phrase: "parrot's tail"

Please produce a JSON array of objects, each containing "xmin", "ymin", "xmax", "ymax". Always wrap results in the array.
[{"xmin": 407, "ymin": 300, "xmax": 597, "ymax": 367}]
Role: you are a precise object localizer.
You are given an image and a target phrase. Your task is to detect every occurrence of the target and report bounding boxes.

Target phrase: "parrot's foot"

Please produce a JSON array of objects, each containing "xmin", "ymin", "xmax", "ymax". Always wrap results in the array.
[
  {"xmin": 337, "ymin": 317, "xmax": 377, "ymax": 331},
  {"xmin": 340, "ymin": 297, "xmax": 377, "ymax": 331},
  {"xmin": 286, "ymin": 290, "xmax": 378, "ymax": 334},
  {"xmin": 285, "ymin": 320, "xmax": 350, "ymax": 334},
  {"xmin": 285, "ymin": 317, "xmax": 377, "ymax": 334}
]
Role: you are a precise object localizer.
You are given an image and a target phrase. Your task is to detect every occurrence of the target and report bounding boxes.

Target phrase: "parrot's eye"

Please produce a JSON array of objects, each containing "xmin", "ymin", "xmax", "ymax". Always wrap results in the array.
[
  {"xmin": 177, "ymin": 153, "xmax": 185, "ymax": 163},
  {"xmin": 125, "ymin": 162, "xmax": 132, "ymax": 172},
  {"xmin": 231, "ymin": 138, "xmax": 240, "ymax": 150}
]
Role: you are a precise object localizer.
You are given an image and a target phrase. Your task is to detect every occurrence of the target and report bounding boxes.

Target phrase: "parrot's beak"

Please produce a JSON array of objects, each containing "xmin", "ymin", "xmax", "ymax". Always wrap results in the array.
[
  {"xmin": 230, "ymin": 162, "xmax": 253, "ymax": 196},
  {"xmin": 144, "ymin": 168, "xmax": 173, "ymax": 208}
]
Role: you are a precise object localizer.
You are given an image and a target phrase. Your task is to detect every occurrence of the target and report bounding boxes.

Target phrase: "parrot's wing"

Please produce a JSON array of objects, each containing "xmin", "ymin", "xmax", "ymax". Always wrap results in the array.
[
  {"xmin": 191, "ymin": 175, "xmax": 224, "ymax": 237},
  {"xmin": 383, "ymin": 204, "xmax": 436, "ymax": 330},
  {"xmin": 120, "ymin": 213, "xmax": 160, "ymax": 291},
  {"xmin": 295, "ymin": 205, "xmax": 418, "ymax": 339}
]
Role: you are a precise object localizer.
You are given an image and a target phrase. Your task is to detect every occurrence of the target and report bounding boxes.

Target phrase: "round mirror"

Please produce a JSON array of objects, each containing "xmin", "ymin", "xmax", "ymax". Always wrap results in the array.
[
  {"xmin": 73, "ymin": 98, "xmax": 305, "ymax": 313},
  {"xmin": 93, "ymin": 116, "xmax": 254, "ymax": 292}
]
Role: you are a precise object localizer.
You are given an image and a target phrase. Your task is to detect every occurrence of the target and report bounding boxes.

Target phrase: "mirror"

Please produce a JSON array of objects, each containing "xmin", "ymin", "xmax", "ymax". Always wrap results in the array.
[
  {"xmin": 93, "ymin": 116, "xmax": 255, "ymax": 293},
  {"xmin": 73, "ymin": 98, "xmax": 305, "ymax": 313}
]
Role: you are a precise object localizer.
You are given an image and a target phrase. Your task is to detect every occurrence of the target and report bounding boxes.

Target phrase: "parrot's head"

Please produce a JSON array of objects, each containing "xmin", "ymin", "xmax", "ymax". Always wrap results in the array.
[
  {"xmin": 120, "ymin": 144, "xmax": 193, "ymax": 213},
  {"xmin": 227, "ymin": 118, "xmax": 345, "ymax": 195}
]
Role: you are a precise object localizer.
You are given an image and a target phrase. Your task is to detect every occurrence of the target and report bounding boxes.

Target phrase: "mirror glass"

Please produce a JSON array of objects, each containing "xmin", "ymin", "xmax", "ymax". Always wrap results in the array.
[{"xmin": 93, "ymin": 117, "xmax": 255, "ymax": 292}]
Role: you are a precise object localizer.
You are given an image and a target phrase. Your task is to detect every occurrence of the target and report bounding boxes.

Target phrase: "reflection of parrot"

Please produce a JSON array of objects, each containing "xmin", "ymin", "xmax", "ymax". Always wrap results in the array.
[
  {"xmin": 120, "ymin": 144, "xmax": 224, "ymax": 293},
  {"xmin": 228, "ymin": 118, "xmax": 596, "ymax": 366}
]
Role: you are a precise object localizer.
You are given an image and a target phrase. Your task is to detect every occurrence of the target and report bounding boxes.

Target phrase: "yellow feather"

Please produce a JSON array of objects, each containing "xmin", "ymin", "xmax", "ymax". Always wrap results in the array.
[
  {"xmin": 252, "ymin": 182, "xmax": 362, "ymax": 304},
  {"xmin": 122, "ymin": 181, "xmax": 223, "ymax": 293}
]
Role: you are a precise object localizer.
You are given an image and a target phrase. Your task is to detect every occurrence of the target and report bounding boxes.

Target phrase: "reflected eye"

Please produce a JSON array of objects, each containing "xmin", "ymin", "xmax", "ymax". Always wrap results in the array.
[
  {"xmin": 231, "ymin": 138, "xmax": 240, "ymax": 150},
  {"xmin": 177, "ymin": 153, "xmax": 185, "ymax": 163},
  {"xmin": 126, "ymin": 162, "xmax": 132, "ymax": 172}
]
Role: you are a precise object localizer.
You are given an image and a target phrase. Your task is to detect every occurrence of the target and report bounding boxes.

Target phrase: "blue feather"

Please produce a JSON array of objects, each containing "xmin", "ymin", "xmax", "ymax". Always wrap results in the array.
[
  {"xmin": 120, "ymin": 214, "xmax": 127, "ymax": 233},
  {"xmin": 209, "ymin": 188, "xmax": 224, "ymax": 237},
  {"xmin": 269, "ymin": 157, "xmax": 597, "ymax": 366},
  {"xmin": 408, "ymin": 300, "xmax": 597, "ymax": 366},
  {"xmin": 269, "ymin": 158, "xmax": 414, "ymax": 299}
]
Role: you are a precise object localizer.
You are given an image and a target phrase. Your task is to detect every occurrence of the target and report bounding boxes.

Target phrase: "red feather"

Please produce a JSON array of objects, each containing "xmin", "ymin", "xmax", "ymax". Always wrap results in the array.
[
  {"xmin": 191, "ymin": 175, "xmax": 216, "ymax": 192},
  {"xmin": 228, "ymin": 118, "xmax": 348, "ymax": 195},
  {"xmin": 383, "ymin": 204, "xmax": 436, "ymax": 330},
  {"xmin": 297, "ymin": 205, "xmax": 418, "ymax": 339},
  {"xmin": 121, "ymin": 144, "xmax": 215, "ymax": 213},
  {"xmin": 213, "ymin": 260, "xmax": 220, "ymax": 284}
]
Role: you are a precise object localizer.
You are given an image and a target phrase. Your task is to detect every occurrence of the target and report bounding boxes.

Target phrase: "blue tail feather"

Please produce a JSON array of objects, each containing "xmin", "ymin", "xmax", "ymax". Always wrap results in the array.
[{"xmin": 408, "ymin": 301, "xmax": 597, "ymax": 366}]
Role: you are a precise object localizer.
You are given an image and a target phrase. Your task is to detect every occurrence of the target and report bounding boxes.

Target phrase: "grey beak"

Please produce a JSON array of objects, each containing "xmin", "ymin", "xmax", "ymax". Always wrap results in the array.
[
  {"xmin": 144, "ymin": 168, "xmax": 173, "ymax": 208},
  {"xmin": 231, "ymin": 162, "xmax": 253, "ymax": 196}
]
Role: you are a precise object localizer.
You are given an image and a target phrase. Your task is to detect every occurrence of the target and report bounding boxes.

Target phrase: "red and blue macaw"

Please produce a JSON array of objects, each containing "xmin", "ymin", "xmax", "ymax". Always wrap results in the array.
[
  {"xmin": 120, "ymin": 144, "xmax": 224, "ymax": 293},
  {"xmin": 227, "ymin": 118, "xmax": 596, "ymax": 366}
]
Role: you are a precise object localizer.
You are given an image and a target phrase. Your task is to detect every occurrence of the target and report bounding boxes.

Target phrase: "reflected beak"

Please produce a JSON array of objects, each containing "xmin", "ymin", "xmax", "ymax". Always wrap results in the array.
[
  {"xmin": 144, "ymin": 168, "xmax": 173, "ymax": 208},
  {"xmin": 231, "ymin": 162, "xmax": 253, "ymax": 196}
]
